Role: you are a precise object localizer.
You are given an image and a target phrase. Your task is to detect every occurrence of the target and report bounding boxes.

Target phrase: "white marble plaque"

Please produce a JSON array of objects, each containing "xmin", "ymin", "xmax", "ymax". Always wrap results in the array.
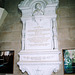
[{"xmin": 25, "ymin": 19, "xmax": 53, "ymax": 50}]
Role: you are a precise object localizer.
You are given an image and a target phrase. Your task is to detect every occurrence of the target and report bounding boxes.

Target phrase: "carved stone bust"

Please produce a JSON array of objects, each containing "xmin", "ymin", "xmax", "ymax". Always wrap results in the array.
[{"xmin": 32, "ymin": 3, "xmax": 44, "ymax": 16}]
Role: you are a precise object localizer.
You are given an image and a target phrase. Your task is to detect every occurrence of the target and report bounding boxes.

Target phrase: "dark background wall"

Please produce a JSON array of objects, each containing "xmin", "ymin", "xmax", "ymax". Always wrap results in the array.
[{"xmin": 0, "ymin": 0, "xmax": 75, "ymax": 75}]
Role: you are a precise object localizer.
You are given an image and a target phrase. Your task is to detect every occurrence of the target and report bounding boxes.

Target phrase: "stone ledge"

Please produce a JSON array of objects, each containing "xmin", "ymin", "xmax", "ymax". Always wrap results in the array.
[{"xmin": 0, "ymin": 8, "xmax": 8, "ymax": 27}]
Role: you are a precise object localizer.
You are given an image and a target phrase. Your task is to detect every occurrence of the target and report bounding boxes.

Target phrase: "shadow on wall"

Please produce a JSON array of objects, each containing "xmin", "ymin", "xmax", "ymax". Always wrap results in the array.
[
  {"xmin": 59, "ymin": 0, "xmax": 75, "ymax": 6},
  {"xmin": 0, "ymin": 74, "xmax": 5, "ymax": 75}
]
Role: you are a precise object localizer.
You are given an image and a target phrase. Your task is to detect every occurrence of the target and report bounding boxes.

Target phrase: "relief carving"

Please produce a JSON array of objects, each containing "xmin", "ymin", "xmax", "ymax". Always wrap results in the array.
[{"xmin": 32, "ymin": 3, "xmax": 44, "ymax": 16}]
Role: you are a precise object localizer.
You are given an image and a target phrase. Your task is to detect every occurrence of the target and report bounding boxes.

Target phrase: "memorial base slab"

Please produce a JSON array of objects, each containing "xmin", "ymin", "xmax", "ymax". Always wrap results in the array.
[{"xmin": 17, "ymin": 50, "xmax": 61, "ymax": 75}]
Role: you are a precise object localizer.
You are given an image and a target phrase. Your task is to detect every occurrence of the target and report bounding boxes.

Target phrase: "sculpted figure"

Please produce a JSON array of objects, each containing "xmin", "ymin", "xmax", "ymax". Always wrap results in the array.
[{"xmin": 32, "ymin": 3, "xmax": 44, "ymax": 16}]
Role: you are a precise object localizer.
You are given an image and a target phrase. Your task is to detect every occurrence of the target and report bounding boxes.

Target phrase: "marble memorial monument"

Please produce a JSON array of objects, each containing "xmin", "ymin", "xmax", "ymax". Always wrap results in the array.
[{"xmin": 17, "ymin": 0, "xmax": 61, "ymax": 75}]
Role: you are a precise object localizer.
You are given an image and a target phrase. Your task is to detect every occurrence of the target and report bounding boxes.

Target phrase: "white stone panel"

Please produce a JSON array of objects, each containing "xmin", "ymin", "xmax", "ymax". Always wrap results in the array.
[{"xmin": 25, "ymin": 19, "xmax": 53, "ymax": 50}]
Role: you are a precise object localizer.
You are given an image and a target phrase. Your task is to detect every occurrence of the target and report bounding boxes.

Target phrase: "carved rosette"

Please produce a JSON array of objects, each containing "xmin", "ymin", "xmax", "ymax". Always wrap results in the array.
[{"xmin": 17, "ymin": 0, "xmax": 61, "ymax": 75}]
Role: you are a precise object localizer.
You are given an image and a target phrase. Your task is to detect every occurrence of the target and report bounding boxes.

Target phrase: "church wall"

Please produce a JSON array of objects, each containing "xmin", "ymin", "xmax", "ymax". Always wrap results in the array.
[
  {"xmin": 0, "ymin": 0, "xmax": 75, "ymax": 75},
  {"xmin": 57, "ymin": 0, "xmax": 75, "ymax": 75}
]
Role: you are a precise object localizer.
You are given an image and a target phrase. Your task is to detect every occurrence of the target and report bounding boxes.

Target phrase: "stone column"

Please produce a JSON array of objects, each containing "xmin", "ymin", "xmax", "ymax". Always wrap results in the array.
[{"xmin": 21, "ymin": 20, "xmax": 26, "ymax": 50}]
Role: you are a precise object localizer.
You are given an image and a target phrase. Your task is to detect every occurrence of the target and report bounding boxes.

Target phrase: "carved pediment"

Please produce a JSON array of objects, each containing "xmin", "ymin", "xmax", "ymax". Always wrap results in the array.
[
  {"xmin": 18, "ymin": 0, "xmax": 59, "ymax": 9},
  {"xmin": 18, "ymin": 0, "xmax": 59, "ymax": 19}
]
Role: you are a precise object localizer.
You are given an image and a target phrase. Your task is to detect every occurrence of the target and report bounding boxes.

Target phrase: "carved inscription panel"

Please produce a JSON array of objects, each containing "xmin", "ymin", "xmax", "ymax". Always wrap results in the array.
[
  {"xmin": 25, "ymin": 19, "xmax": 53, "ymax": 50},
  {"xmin": 20, "ymin": 54, "xmax": 59, "ymax": 61}
]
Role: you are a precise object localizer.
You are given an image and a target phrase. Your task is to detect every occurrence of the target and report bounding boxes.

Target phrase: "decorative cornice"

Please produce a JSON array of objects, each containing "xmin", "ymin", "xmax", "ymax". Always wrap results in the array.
[{"xmin": 18, "ymin": 0, "xmax": 59, "ymax": 10}]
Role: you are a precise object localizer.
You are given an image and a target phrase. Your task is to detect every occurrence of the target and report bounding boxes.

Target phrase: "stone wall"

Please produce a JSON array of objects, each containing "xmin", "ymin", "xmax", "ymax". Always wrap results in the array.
[
  {"xmin": 57, "ymin": 0, "xmax": 75, "ymax": 75},
  {"xmin": 0, "ymin": 13, "xmax": 22, "ymax": 75},
  {"xmin": 0, "ymin": 0, "xmax": 75, "ymax": 75}
]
